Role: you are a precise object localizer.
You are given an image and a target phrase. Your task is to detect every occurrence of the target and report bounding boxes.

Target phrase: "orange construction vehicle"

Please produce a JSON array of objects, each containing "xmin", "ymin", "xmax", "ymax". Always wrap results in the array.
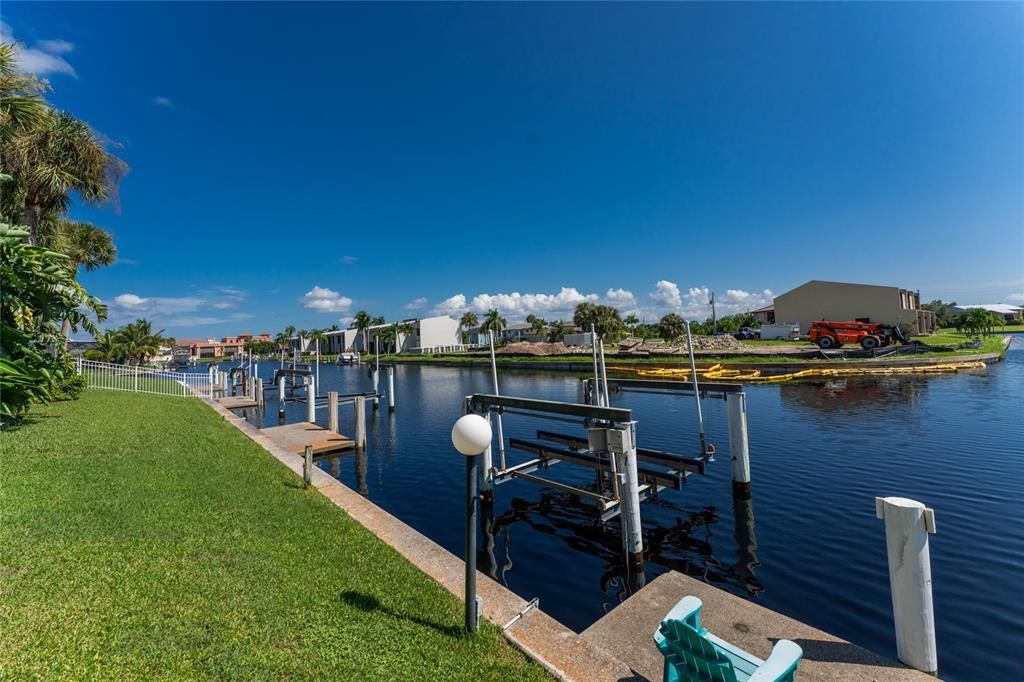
[{"xmin": 808, "ymin": 320, "xmax": 908, "ymax": 350}]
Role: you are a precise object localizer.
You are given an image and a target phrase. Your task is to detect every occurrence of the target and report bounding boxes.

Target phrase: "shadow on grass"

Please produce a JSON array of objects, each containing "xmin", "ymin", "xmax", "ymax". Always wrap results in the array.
[{"xmin": 339, "ymin": 590, "xmax": 463, "ymax": 637}]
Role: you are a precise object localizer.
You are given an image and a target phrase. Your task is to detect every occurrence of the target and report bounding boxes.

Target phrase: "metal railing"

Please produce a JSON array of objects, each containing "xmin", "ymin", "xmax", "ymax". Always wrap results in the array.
[{"xmin": 76, "ymin": 358, "xmax": 213, "ymax": 398}]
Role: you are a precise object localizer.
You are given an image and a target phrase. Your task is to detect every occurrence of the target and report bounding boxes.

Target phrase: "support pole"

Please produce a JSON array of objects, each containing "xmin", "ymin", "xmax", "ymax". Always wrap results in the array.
[
  {"xmin": 479, "ymin": 412, "xmax": 494, "ymax": 501},
  {"xmin": 590, "ymin": 325, "xmax": 602, "ymax": 407},
  {"xmin": 328, "ymin": 391, "xmax": 338, "ymax": 433},
  {"xmin": 598, "ymin": 334, "xmax": 610, "ymax": 407},
  {"xmin": 684, "ymin": 320, "xmax": 707, "ymax": 456},
  {"xmin": 373, "ymin": 337, "xmax": 380, "ymax": 411},
  {"xmin": 278, "ymin": 375, "xmax": 286, "ymax": 424},
  {"xmin": 355, "ymin": 395, "xmax": 367, "ymax": 449},
  {"xmin": 876, "ymin": 497, "xmax": 938, "ymax": 674},
  {"xmin": 488, "ymin": 331, "xmax": 506, "ymax": 470},
  {"xmin": 387, "ymin": 366, "xmax": 395, "ymax": 412},
  {"xmin": 727, "ymin": 392, "xmax": 751, "ymax": 498},
  {"xmin": 614, "ymin": 422, "xmax": 643, "ymax": 568},
  {"xmin": 303, "ymin": 444, "xmax": 313, "ymax": 488},
  {"xmin": 307, "ymin": 376, "xmax": 316, "ymax": 423},
  {"xmin": 465, "ymin": 452, "xmax": 480, "ymax": 633}
]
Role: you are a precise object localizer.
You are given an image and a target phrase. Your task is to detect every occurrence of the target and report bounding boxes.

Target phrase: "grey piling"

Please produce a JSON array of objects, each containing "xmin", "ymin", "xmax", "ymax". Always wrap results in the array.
[
  {"xmin": 465, "ymin": 451, "xmax": 480, "ymax": 632},
  {"xmin": 355, "ymin": 395, "xmax": 367, "ymax": 449},
  {"xmin": 876, "ymin": 497, "xmax": 938, "ymax": 674},
  {"xmin": 372, "ymin": 369, "xmax": 379, "ymax": 412},
  {"xmin": 328, "ymin": 391, "xmax": 338, "ymax": 433},
  {"xmin": 613, "ymin": 422, "xmax": 643, "ymax": 568},
  {"xmin": 278, "ymin": 375, "xmax": 286, "ymax": 424},
  {"xmin": 306, "ymin": 376, "xmax": 316, "ymax": 423},
  {"xmin": 303, "ymin": 444, "xmax": 313, "ymax": 488},
  {"xmin": 387, "ymin": 366, "xmax": 395, "ymax": 412},
  {"xmin": 727, "ymin": 392, "xmax": 751, "ymax": 498}
]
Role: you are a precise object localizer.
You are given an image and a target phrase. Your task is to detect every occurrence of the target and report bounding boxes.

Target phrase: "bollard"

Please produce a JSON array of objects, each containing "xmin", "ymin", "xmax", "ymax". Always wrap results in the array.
[
  {"xmin": 727, "ymin": 392, "xmax": 751, "ymax": 498},
  {"xmin": 303, "ymin": 445, "xmax": 313, "ymax": 488},
  {"xmin": 278, "ymin": 375, "xmax": 286, "ymax": 424},
  {"xmin": 612, "ymin": 422, "xmax": 643, "ymax": 568},
  {"xmin": 387, "ymin": 366, "xmax": 395, "ymax": 412},
  {"xmin": 355, "ymin": 396, "xmax": 367, "ymax": 449},
  {"xmin": 328, "ymin": 391, "xmax": 338, "ymax": 433},
  {"xmin": 875, "ymin": 497, "xmax": 938, "ymax": 674},
  {"xmin": 307, "ymin": 376, "xmax": 316, "ymax": 423}
]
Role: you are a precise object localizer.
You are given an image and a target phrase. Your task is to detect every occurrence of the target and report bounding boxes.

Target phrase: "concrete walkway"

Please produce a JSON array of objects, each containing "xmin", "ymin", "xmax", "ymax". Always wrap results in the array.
[{"xmin": 581, "ymin": 571, "xmax": 937, "ymax": 681}]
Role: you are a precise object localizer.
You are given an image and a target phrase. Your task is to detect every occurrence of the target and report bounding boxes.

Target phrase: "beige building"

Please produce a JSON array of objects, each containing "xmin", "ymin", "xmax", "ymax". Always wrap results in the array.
[{"xmin": 774, "ymin": 280, "xmax": 936, "ymax": 335}]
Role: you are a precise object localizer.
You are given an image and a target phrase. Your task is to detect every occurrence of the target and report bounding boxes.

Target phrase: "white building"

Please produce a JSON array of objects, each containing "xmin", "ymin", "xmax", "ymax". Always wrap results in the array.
[
  {"xmin": 950, "ymin": 304, "xmax": 1023, "ymax": 323},
  {"xmin": 311, "ymin": 315, "xmax": 462, "ymax": 355}
]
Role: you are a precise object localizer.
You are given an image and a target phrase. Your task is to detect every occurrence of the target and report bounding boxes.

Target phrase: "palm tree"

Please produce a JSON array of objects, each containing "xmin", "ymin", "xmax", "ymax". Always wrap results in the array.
[
  {"xmin": 4, "ymin": 108, "xmax": 127, "ymax": 245},
  {"xmin": 0, "ymin": 43, "xmax": 47, "ymax": 153},
  {"xmin": 548, "ymin": 320, "xmax": 567, "ymax": 343},
  {"xmin": 574, "ymin": 303, "xmax": 624, "ymax": 340},
  {"xmin": 459, "ymin": 311, "xmax": 478, "ymax": 343},
  {"xmin": 309, "ymin": 328, "xmax": 327, "ymax": 357},
  {"xmin": 624, "ymin": 314, "xmax": 640, "ymax": 335},
  {"xmin": 274, "ymin": 332, "xmax": 289, "ymax": 352},
  {"xmin": 116, "ymin": 319, "xmax": 165, "ymax": 365},
  {"xmin": 84, "ymin": 329, "xmax": 122, "ymax": 362},
  {"xmin": 52, "ymin": 220, "xmax": 117, "ymax": 339},
  {"xmin": 481, "ymin": 309, "xmax": 506, "ymax": 339},
  {"xmin": 353, "ymin": 310, "xmax": 372, "ymax": 352},
  {"xmin": 530, "ymin": 316, "xmax": 547, "ymax": 337},
  {"xmin": 377, "ymin": 325, "xmax": 398, "ymax": 354}
]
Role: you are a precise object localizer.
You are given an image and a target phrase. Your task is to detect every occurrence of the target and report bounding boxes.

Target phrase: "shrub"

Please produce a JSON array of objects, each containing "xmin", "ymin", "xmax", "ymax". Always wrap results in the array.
[{"xmin": 48, "ymin": 356, "xmax": 87, "ymax": 402}]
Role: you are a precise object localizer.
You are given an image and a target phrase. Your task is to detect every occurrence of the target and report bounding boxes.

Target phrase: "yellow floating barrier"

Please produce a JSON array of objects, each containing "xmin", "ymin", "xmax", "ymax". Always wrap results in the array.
[{"xmin": 615, "ymin": 361, "xmax": 986, "ymax": 384}]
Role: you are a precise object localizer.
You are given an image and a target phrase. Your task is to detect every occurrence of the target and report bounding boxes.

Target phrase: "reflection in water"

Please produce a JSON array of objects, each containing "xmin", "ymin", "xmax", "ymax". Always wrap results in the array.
[
  {"xmin": 779, "ymin": 377, "xmax": 928, "ymax": 417},
  {"xmin": 316, "ymin": 447, "xmax": 369, "ymax": 497},
  {"xmin": 731, "ymin": 495, "xmax": 761, "ymax": 596}
]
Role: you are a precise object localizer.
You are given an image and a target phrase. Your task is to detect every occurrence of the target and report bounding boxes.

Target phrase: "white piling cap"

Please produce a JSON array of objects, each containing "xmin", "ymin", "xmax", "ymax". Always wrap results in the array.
[{"xmin": 452, "ymin": 414, "xmax": 492, "ymax": 456}]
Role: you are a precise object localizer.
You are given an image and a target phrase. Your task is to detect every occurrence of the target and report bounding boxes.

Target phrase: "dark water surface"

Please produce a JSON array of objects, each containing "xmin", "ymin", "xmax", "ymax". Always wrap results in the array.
[{"xmin": 202, "ymin": 338, "xmax": 1022, "ymax": 680}]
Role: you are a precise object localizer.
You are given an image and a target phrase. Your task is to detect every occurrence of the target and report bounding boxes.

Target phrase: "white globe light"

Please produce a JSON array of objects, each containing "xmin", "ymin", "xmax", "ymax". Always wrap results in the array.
[{"xmin": 451, "ymin": 414, "xmax": 492, "ymax": 456}]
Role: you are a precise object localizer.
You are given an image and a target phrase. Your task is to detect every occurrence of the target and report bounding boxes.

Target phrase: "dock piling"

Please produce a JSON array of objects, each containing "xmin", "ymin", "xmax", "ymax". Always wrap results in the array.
[
  {"xmin": 328, "ymin": 391, "xmax": 338, "ymax": 433},
  {"xmin": 303, "ymin": 444, "xmax": 313, "ymax": 488},
  {"xmin": 875, "ymin": 496, "xmax": 938, "ymax": 674},
  {"xmin": 727, "ymin": 392, "xmax": 751, "ymax": 498},
  {"xmin": 387, "ymin": 366, "xmax": 395, "ymax": 412},
  {"xmin": 278, "ymin": 375, "xmax": 286, "ymax": 424},
  {"xmin": 355, "ymin": 395, "xmax": 367, "ymax": 449},
  {"xmin": 306, "ymin": 376, "xmax": 316, "ymax": 423},
  {"xmin": 612, "ymin": 422, "xmax": 643, "ymax": 567}
]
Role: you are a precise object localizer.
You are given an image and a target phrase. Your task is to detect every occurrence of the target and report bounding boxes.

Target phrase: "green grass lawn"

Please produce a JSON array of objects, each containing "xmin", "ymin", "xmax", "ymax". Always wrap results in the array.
[{"xmin": 0, "ymin": 391, "xmax": 549, "ymax": 680}]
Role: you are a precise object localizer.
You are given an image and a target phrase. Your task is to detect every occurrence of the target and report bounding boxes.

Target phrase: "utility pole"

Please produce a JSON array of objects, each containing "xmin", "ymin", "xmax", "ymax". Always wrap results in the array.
[{"xmin": 710, "ymin": 291, "xmax": 717, "ymax": 334}]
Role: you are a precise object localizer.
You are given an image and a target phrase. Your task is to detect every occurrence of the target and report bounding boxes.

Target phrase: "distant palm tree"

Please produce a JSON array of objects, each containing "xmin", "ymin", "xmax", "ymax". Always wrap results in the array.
[
  {"xmin": 573, "ymin": 303, "xmax": 624, "ymax": 341},
  {"xmin": 548, "ymin": 320, "xmax": 567, "ymax": 342},
  {"xmin": 116, "ymin": 319, "xmax": 165, "ymax": 365},
  {"xmin": 459, "ymin": 311, "xmax": 478, "ymax": 343},
  {"xmin": 353, "ymin": 311, "xmax": 372, "ymax": 352},
  {"xmin": 530, "ymin": 316, "xmax": 547, "ymax": 337},
  {"xmin": 274, "ymin": 332, "xmax": 289, "ymax": 352},
  {"xmin": 624, "ymin": 314, "xmax": 639, "ymax": 334},
  {"xmin": 84, "ymin": 329, "xmax": 122, "ymax": 363},
  {"xmin": 309, "ymin": 328, "xmax": 327, "ymax": 356},
  {"xmin": 481, "ymin": 309, "xmax": 506, "ymax": 338}
]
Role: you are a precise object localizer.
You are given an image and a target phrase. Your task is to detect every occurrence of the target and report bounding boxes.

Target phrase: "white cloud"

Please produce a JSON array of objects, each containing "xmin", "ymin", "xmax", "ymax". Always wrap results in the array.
[
  {"xmin": 113, "ymin": 293, "xmax": 147, "ymax": 307},
  {"xmin": 405, "ymin": 297, "xmax": 428, "ymax": 310},
  {"xmin": 36, "ymin": 38, "xmax": 73, "ymax": 54},
  {"xmin": 1, "ymin": 22, "xmax": 77, "ymax": 77},
  {"xmin": 338, "ymin": 316, "xmax": 354, "ymax": 326},
  {"xmin": 153, "ymin": 95, "xmax": 173, "ymax": 107},
  {"xmin": 605, "ymin": 288, "xmax": 636, "ymax": 306},
  {"xmin": 470, "ymin": 287, "xmax": 599, "ymax": 318},
  {"xmin": 339, "ymin": 255, "xmax": 359, "ymax": 265},
  {"xmin": 301, "ymin": 286, "xmax": 352, "ymax": 313},
  {"xmin": 432, "ymin": 294, "xmax": 467, "ymax": 316},
  {"xmin": 650, "ymin": 280, "xmax": 682, "ymax": 308},
  {"xmin": 1007, "ymin": 292, "xmax": 1024, "ymax": 303}
]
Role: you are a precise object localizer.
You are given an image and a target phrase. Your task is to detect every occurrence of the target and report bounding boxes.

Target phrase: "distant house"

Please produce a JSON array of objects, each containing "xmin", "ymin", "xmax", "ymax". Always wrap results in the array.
[
  {"xmin": 950, "ymin": 304, "xmax": 1023, "ymax": 323},
  {"xmin": 177, "ymin": 332, "xmax": 272, "ymax": 359},
  {"xmin": 773, "ymin": 280, "xmax": 936, "ymax": 335},
  {"xmin": 314, "ymin": 315, "xmax": 461, "ymax": 355},
  {"xmin": 751, "ymin": 304, "xmax": 775, "ymax": 324}
]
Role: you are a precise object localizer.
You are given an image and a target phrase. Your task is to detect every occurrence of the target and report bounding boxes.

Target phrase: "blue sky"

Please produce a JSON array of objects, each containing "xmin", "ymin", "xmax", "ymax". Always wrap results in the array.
[{"xmin": 5, "ymin": 2, "xmax": 1023, "ymax": 337}]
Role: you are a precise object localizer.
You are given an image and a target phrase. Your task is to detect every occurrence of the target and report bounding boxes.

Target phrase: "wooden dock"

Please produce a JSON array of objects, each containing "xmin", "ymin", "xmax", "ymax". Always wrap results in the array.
[
  {"xmin": 216, "ymin": 396, "xmax": 259, "ymax": 409},
  {"xmin": 260, "ymin": 422, "xmax": 354, "ymax": 456},
  {"xmin": 580, "ymin": 571, "xmax": 936, "ymax": 681}
]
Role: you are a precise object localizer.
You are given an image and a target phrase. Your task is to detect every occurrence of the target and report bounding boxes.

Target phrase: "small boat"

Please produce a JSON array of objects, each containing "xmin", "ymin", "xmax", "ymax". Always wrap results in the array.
[
  {"xmin": 173, "ymin": 349, "xmax": 193, "ymax": 366},
  {"xmin": 338, "ymin": 352, "xmax": 357, "ymax": 366}
]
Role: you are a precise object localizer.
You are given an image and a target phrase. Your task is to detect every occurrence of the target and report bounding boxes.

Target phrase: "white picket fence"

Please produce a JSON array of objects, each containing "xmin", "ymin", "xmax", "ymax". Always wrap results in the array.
[{"xmin": 76, "ymin": 358, "xmax": 214, "ymax": 398}]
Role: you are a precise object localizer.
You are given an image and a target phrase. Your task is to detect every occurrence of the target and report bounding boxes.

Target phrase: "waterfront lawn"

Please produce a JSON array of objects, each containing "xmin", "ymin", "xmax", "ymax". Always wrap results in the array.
[{"xmin": 0, "ymin": 391, "xmax": 549, "ymax": 680}]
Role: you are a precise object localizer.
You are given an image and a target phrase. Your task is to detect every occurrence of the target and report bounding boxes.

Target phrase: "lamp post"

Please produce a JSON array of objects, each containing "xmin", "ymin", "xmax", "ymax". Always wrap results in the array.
[{"xmin": 451, "ymin": 412, "xmax": 493, "ymax": 633}]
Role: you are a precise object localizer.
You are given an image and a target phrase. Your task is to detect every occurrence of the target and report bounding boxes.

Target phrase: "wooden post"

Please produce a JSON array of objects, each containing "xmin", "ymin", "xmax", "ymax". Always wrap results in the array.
[
  {"xmin": 303, "ymin": 445, "xmax": 313, "ymax": 488},
  {"xmin": 355, "ymin": 395, "xmax": 367, "ymax": 450},
  {"xmin": 328, "ymin": 391, "xmax": 338, "ymax": 433},
  {"xmin": 876, "ymin": 497, "xmax": 938, "ymax": 674},
  {"xmin": 727, "ymin": 392, "xmax": 751, "ymax": 498}
]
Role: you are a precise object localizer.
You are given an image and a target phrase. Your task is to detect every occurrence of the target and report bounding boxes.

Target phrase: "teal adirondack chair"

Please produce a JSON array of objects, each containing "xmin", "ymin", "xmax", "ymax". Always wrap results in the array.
[{"xmin": 653, "ymin": 596, "xmax": 802, "ymax": 682}]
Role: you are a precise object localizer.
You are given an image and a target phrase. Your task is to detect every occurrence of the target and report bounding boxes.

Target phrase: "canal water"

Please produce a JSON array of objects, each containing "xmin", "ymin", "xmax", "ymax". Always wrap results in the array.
[{"xmin": 203, "ymin": 337, "xmax": 1022, "ymax": 681}]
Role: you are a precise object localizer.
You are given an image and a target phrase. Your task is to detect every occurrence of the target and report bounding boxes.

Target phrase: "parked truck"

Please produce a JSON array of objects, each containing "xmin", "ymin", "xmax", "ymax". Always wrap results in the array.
[{"xmin": 759, "ymin": 323, "xmax": 801, "ymax": 341}]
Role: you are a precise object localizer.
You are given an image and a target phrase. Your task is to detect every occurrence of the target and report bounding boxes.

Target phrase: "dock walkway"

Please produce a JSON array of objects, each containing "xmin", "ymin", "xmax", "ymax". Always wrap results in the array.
[
  {"xmin": 216, "ymin": 396, "xmax": 259, "ymax": 409},
  {"xmin": 259, "ymin": 422, "xmax": 354, "ymax": 456},
  {"xmin": 581, "ymin": 571, "xmax": 936, "ymax": 681}
]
